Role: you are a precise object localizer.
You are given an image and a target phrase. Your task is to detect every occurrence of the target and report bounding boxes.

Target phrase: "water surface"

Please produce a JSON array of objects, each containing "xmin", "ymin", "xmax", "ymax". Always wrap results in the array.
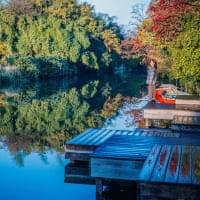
[
  {"xmin": 0, "ymin": 70, "xmax": 146, "ymax": 200},
  {"xmin": 0, "ymin": 145, "xmax": 95, "ymax": 200}
]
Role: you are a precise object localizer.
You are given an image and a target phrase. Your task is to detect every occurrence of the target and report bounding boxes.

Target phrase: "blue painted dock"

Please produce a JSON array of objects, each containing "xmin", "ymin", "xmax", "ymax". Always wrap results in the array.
[
  {"xmin": 65, "ymin": 128, "xmax": 200, "ymax": 199},
  {"xmin": 65, "ymin": 128, "xmax": 179, "ymax": 161}
]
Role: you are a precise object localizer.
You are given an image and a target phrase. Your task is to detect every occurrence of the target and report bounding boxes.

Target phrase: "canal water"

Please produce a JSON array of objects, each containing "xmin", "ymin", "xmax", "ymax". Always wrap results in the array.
[
  {"xmin": 0, "ymin": 71, "xmax": 146, "ymax": 200},
  {"xmin": 0, "ymin": 144, "xmax": 95, "ymax": 200}
]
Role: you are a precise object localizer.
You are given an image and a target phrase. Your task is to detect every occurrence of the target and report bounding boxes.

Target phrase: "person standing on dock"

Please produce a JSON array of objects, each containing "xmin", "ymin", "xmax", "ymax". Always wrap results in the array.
[{"xmin": 146, "ymin": 59, "xmax": 157, "ymax": 101}]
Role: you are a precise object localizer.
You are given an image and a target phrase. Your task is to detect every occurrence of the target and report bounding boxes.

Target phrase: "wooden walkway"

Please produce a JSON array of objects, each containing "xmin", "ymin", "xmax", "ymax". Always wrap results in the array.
[
  {"xmin": 143, "ymin": 102, "xmax": 200, "ymax": 128},
  {"xmin": 140, "ymin": 145, "xmax": 200, "ymax": 185},
  {"xmin": 90, "ymin": 134, "xmax": 200, "ymax": 181},
  {"xmin": 64, "ymin": 95, "xmax": 200, "ymax": 199},
  {"xmin": 65, "ymin": 127, "xmax": 200, "ymax": 199},
  {"xmin": 65, "ymin": 128, "xmax": 179, "ymax": 161}
]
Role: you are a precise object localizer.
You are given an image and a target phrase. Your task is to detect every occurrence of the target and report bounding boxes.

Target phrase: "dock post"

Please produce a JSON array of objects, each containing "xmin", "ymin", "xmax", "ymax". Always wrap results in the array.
[
  {"xmin": 144, "ymin": 118, "xmax": 152, "ymax": 128},
  {"xmin": 96, "ymin": 178, "xmax": 103, "ymax": 200},
  {"xmin": 137, "ymin": 183, "xmax": 141, "ymax": 200}
]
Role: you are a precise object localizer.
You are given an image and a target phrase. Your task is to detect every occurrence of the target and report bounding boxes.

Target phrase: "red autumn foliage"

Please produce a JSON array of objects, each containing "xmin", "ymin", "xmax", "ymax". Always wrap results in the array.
[
  {"xmin": 121, "ymin": 37, "xmax": 150, "ymax": 58},
  {"xmin": 148, "ymin": 0, "xmax": 199, "ymax": 41}
]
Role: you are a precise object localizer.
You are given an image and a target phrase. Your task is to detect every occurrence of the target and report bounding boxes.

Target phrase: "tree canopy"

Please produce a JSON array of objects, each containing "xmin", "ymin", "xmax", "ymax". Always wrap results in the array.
[
  {"xmin": 0, "ymin": 0, "xmax": 122, "ymax": 73},
  {"xmin": 123, "ymin": 0, "xmax": 200, "ymax": 94}
]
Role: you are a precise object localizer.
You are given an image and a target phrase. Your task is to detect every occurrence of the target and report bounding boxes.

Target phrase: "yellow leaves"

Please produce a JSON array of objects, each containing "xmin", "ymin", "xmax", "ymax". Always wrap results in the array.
[
  {"xmin": 80, "ymin": 4, "xmax": 92, "ymax": 16},
  {"xmin": 140, "ymin": 18, "xmax": 152, "ymax": 31},
  {"xmin": 0, "ymin": 41, "xmax": 9, "ymax": 58},
  {"xmin": 137, "ymin": 18, "xmax": 155, "ymax": 47},
  {"xmin": 33, "ymin": 0, "xmax": 43, "ymax": 7},
  {"xmin": 47, "ymin": 0, "xmax": 78, "ymax": 19},
  {"xmin": 100, "ymin": 94, "xmax": 123, "ymax": 118},
  {"xmin": 0, "ymin": 94, "xmax": 5, "ymax": 107},
  {"xmin": 101, "ymin": 30, "xmax": 121, "ymax": 53}
]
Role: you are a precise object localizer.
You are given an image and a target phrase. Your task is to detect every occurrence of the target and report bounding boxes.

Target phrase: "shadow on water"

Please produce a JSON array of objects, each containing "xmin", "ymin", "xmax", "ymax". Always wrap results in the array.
[
  {"xmin": 0, "ymin": 70, "xmax": 146, "ymax": 99},
  {"xmin": 64, "ymin": 161, "xmax": 138, "ymax": 200}
]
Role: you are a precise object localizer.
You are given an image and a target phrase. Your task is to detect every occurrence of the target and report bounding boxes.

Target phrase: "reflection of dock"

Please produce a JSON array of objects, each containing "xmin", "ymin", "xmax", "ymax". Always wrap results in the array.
[{"xmin": 65, "ymin": 127, "xmax": 200, "ymax": 199}]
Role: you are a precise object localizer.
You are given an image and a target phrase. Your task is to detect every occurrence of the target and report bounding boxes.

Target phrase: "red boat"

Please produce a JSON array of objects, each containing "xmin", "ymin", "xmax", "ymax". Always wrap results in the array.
[
  {"xmin": 155, "ymin": 88, "xmax": 176, "ymax": 104},
  {"xmin": 155, "ymin": 84, "xmax": 188, "ymax": 104}
]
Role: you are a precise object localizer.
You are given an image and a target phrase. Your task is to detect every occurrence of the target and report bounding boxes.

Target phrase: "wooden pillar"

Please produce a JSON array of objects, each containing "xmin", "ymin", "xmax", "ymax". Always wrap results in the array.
[
  {"xmin": 144, "ymin": 118, "xmax": 152, "ymax": 128},
  {"xmin": 96, "ymin": 178, "xmax": 103, "ymax": 200},
  {"xmin": 137, "ymin": 183, "xmax": 141, "ymax": 200}
]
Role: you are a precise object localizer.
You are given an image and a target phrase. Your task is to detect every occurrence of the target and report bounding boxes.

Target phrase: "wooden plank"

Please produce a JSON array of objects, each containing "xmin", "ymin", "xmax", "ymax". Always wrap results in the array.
[
  {"xmin": 67, "ymin": 128, "xmax": 95, "ymax": 144},
  {"xmin": 178, "ymin": 146, "xmax": 192, "ymax": 184},
  {"xmin": 192, "ymin": 146, "xmax": 200, "ymax": 185},
  {"xmin": 165, "ymin": 145, "xmax": 181, "ymax": 183},
  {"xmin": 65, "ymin": 152, "xmax": 91, "ymax": 161},
  {"xmin": 94, "ymin": 130, "xmax": 116, "ymax": 146},
  {"xmin": 171, "ymin": 124, "xmax": 200, "ymax": 132},
  {"xmin": 91, "ymin": 158, "xmax": 143, "ymax": 180},
  {"xmin": 151, "ymin": 145, "xmax": 172, "ymax": 182},
  {"xmin": 143, "ymin": 102, "xmax": 200, "ymax": 121},
  {"xmin": 81, "ymin": 129, "xmax": 108, "ymax": 145},
  {"xmin": 139, "ymin": 182, "xmax": 200, "ymax": 200},
  {"xmin": 92, "ymin": 134, "xmax": 200, "ymax": 161},
  {"xmin": 144, "ymin": 109, "xmax": 200, "ymax": 120},
  {"xmin": 139, "ymin": 145, "xmax": 161, "ymax": 181},
  {"xmin": 176, "ymin": 99, "xmax": 200, "ymax": 105},
  {"xmin": 65, "ymin": 144, "xmax": 96, "ymax": 152},
  {"xmin": 144, "ymin": 102, "xmax": 200, "ymax": 111},
  {"xmin": 96, "ymin": 179, "xmax": 103, "ymax": 200},
  {"xmin": 173, "ymin": 116, "xmax": 200, "ymax": 126}
]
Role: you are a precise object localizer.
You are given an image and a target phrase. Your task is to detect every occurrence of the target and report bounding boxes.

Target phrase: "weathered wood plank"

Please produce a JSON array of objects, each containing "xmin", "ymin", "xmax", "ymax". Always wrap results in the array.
[
  {"xmin": 171, "ymin": 124, "xmax": 200, "ymax": 132},
  {"xmin": 65, "ymin": 152, "xmax": 91, "ymax": 161},
  {"xmin": 178, "ymin": 145, "xmax": 192, "ymax": 184},
  {"xmin": 91, "ymin": 158, "xmax": 143, "ymax": 180},
  {"xmin": 96, "ymin": 179, "xmax": 103, "ymax": 200},
  {"xmin": 94, "ymin": 130, "xmax": 117, "ymax": 146},
  {"xmin": 81, "ymin": 129, "xmax": 108, "ymax": 145},
  {"xmin": 192, "ymin": 146, "xmax": 200, "ymax": 185},
  {"xmin": 176, "ymin": 99, "xmax": 200, "ymax": 105},
  {"xmin": 143, "ymin": 102, "xmax": 200, "ymax": 120},
  {"xmin": 144, "ymin": 110, "xmax": 200, "ymax": 120},
  {"xmin": 65, "ymin": 144, "xmax": 97, "ymax": 151},
  {"xmin": 67, "ymin": 128, "xmax": 96, "ymax": 144},
  {"xmin": 151, "ymin": 145, "xmax": 172, "ymax": 182},
  {"xmin": 139, "ymin": 145, "xmax": 161, "ymax": 181},
  {"xmin": 165, "ymin": 145, "xmax": 181, "ymax": 183},
  {"xmin": 139, "ymin": 182, "xmax": 200, "ymax": 200},
  {"xmin": 173, "ymin": 115, "xmax": 200, "ymax": 126}
]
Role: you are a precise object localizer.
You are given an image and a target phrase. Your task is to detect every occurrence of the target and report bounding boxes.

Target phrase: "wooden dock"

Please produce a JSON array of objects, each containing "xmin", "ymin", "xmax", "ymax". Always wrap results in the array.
[
  {"xmin": 65, "ymin": 127, "xmax": 200, "ymax": 199},
  {"xmin": 65, "ymin": 97, "xmax": 200, "ymax": 199},
  {"xmin": 143, "ymin": 102, "xmax": 200, "ymax": 128},
  {"xmin": 65, "ymin": 128, "xmax": 179, "ymax": 161}
]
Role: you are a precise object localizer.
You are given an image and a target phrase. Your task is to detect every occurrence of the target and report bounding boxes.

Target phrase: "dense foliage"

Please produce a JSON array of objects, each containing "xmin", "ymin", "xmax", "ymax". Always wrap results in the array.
[
  {"xmin": 0, "ymin": 0, "xmax": 122, "ymax": 80},
  {"xmin": 123, "ymin": 0, "xmax": 200, "ymax": 94},
  {"xmin": 0, "ymin": 74, "xmax": 139, "ymax": 149},
  {"xmin": 0, "ymin": 0, "xmax": 148, "ymax": 152}
]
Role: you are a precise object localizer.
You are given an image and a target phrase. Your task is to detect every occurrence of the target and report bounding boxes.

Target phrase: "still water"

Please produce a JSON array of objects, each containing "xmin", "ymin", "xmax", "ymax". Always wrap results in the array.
[
  {"xmin": 0, "ymin": 70, "xmax": 146, "ymax": 200},
  {"xmin": 0, "ymin": 145, "xmax": 95, "ymax": 200}
]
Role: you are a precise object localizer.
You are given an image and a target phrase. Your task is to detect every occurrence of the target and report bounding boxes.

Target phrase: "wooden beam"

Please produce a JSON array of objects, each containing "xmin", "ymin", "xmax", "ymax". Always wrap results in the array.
[
  {"xmin": 176, "ymin": 99, "xmax": 200, "ymax": 105},
  {"xmin": 96, "ymin": 178, "xmax": 103, "ymax": 200},
  {"xmin": 144, "ymin": 109, "xmax": 200, "ymax": 120},
  {"xmin": 144, "ymin": 118, "xmax": 152, "ymax": 128}
]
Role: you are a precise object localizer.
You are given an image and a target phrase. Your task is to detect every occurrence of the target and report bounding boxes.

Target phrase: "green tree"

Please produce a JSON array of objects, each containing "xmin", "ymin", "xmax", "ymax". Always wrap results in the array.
[{"xmin": 170, "ymin": 14, "xmax": 200, "ymax": 93}]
